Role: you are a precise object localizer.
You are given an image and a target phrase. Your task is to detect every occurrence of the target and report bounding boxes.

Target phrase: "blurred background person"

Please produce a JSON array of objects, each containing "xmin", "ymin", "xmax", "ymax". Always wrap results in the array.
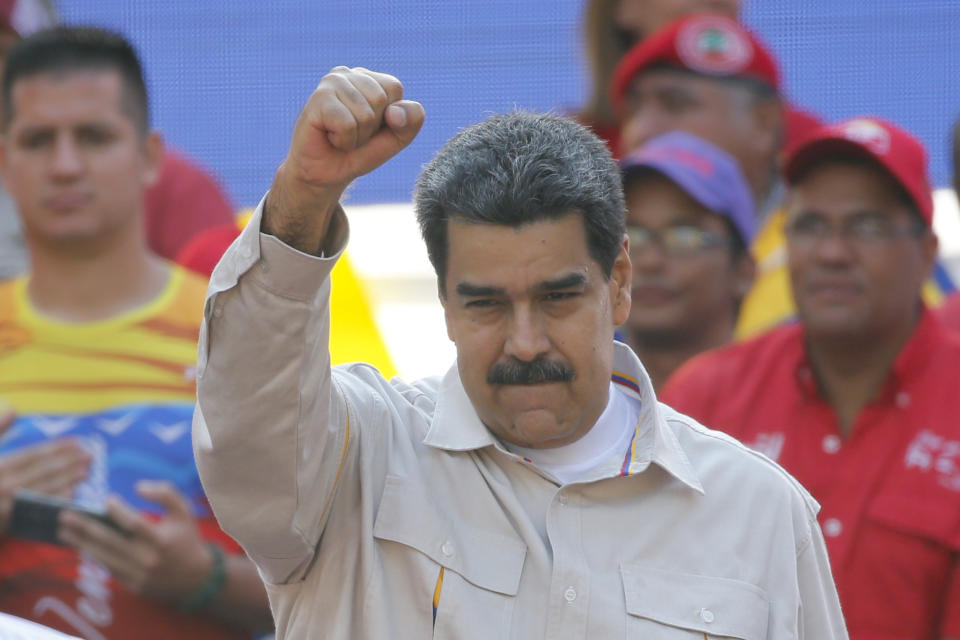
[
  {"xmin": 0, "ymin": 0, "xmax": 235, "ymax": 282},
  {"xmin": 662, "ymin": 117, "xmax": 960, "ymax": 640},
  {"xmin": 577, "ymin": 0, "xmax": 740, "ymax": 151},
  {"xmin": 610, "ymin": 13, "xmax": 953, "ymax": 338},
  {"xmin": 620, "ymin": 130, "xmax": 755, "ymax": 388},
  {"xmin": 0, "ymin": 26, "xmax": 271, "ymax": 639},
  {"xmin": 938, "ymin": 112, "xmax": 960, "ymax": 332}
]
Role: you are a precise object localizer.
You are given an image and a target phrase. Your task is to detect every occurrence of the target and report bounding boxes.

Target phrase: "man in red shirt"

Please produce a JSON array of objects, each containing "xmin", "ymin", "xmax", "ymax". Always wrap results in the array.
[{"xmin": 662, "ymin": 117, "xmax": 960, "ymax": 640}]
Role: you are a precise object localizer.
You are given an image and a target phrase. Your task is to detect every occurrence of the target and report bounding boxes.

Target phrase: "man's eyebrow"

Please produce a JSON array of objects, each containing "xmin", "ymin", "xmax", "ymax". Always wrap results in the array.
[
  {"xmin": 534, "ymin": 273, "xmax": 587, "ymax": 292},
  {"xmin": 455, "ymin": 282, "xmax": 505, "ymax": 297}
]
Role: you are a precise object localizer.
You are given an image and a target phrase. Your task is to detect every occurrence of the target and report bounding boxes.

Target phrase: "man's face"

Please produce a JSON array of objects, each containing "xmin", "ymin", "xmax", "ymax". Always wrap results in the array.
[
  {"xmin": 0, "ymin": 70, "xmax": 161, "ymax": 251},
  {"xmin": 615, "ymin": 0, "xmax": 740, "ymax": 40},
  {"xmin": 442, "ymin": 212, "xmax": 631, "ymax": 449},
  {"xmin": 786, "ymin": 162, "xmax": 937, "ymax": 341},
  {"xmin": 620, "ymin": 69, "xmax": 776, "ymax": 194},
  {"xmin": 625, "ymin": 172, "xmax": 750, "ymax": 341}
]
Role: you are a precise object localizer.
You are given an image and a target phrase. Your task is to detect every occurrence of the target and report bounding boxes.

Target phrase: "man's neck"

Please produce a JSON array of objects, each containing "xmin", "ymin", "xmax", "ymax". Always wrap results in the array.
[
  {"xmin": 805, "ymin": 312, "xmax": 920, "ymax": 438},
  {"xmin": 631, "ymin": 318, "xmax": 735, "ymax": 390},
  {"xmin": 26, "ymin": 230, "xmax": 170, "ymax": 323}
]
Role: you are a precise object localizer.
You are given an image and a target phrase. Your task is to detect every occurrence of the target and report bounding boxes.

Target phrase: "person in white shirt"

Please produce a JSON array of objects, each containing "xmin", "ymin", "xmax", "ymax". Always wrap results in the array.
[{"xmin": 193, "ymin": 65, "xmax": 848, "ymax": 639}]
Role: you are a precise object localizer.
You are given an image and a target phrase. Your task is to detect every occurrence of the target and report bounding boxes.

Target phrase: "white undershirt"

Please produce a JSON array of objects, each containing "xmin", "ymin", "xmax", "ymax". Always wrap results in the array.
[{"xmin": 503, "ymin": 383, "xmax": 639, "ymax": 484}]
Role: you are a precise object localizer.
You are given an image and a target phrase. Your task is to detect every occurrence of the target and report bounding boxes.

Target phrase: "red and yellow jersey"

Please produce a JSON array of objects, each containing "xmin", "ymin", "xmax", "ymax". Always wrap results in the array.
[{"xmin": 0, "ymin": 267, "xmax": 248, "ymax": 640}]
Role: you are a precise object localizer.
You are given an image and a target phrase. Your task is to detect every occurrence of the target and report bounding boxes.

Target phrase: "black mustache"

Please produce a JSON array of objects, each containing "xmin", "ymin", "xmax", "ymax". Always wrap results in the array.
[{"xmin": 487, "ymin": 358, "xmax": 576, "ymax": 385}]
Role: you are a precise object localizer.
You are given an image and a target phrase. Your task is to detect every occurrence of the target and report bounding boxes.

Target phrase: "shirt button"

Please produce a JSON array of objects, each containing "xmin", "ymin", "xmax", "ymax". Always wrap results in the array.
[
  {"xmin": 563, "ymin": 587, "xmax": 577, "ymax": 602},
  {"xmin": 896, "ymin": 392, "xmax": 911, "ymax": 408},
  {"xmin": 440, "ymin": 541, "xmax": 454, "ymax": 557},
  {"xmin": 699, "ymin": 608, "xmax": 715, "ymax": 623},
  {"xmin": 212, "ymin": 305, "xmax": 223, "ymax": 318},
  {"xmin": 823, "ymin": 518, "xmax": 843, "ymax": 538},
  {"xmin": 822, "ymin": 434, "xmax": 842, "ymax": 454},
  {"xmin": 557, "ymin": 494, "xmax": 568, "ymax": 506}
]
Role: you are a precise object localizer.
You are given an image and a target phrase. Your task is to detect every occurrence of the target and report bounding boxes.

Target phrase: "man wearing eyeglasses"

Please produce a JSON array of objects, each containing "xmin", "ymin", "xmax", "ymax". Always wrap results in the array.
[
  {"xmin": 662, "ymin": 117, "xmax": 960, "ymax": 640},
  {"xmin": 620, "ymin": 131, "xmax": 755, "ymax": 389}
]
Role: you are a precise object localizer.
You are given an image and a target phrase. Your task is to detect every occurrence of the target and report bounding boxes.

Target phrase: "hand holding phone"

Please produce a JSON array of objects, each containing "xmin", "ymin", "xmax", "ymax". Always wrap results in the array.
[{"xmin": 8, "ymin": 490, "xmax": 124, "ymax": 546}]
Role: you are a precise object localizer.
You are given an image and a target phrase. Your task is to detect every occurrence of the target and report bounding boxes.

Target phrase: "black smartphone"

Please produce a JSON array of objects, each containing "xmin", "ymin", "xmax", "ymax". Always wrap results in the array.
[{"xmin": 8, "ymin": 490, "xmax": 125, "ymax": 546}]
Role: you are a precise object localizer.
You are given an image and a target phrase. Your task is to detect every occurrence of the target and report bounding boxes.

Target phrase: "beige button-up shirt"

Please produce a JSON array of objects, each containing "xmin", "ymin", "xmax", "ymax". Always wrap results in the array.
[{"xmin": 193, "ymin": 203, "xmax": 848, "ymax": 640}]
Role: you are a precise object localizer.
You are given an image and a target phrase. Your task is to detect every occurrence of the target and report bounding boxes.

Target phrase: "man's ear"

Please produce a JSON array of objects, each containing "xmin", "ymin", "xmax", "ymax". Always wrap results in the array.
[
  {"xmin": 919, "ymin": 229, "xmax": 939, "ymax": 286},
  {"xmin": 732, "ymin": 252, "xmax": 757, "ymax": 301},
  {"xmin": 611, "ymin": 236, "xmax": 632, "ymax": 326},
  {"xmin": 0, "ymin": 133, "xmax": 8, "ymax": 192},
  {"xmin": 141, "ymin": 129, "xmax": 164, "ymax": 188}
]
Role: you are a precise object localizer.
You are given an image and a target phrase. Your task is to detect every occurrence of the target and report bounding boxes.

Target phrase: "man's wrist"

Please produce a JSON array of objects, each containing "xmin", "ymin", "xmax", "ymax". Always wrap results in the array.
[
  {"xmin": 262, "ymin": 162, "xmax": 343, "ymax": 256},
  {"xmin": 179, "ymin": 542, "xmax": 227, "ymax": 614}
]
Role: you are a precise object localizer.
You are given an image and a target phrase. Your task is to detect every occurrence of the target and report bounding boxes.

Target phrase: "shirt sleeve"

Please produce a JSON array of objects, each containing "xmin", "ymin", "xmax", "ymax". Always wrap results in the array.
[
  {"xmin": 192, "ymin": 195, "xmax": 352, "ymax": 585},
  {"xmin": 795, "ymin": 520, "xmax": 850, "ymax": 640}
]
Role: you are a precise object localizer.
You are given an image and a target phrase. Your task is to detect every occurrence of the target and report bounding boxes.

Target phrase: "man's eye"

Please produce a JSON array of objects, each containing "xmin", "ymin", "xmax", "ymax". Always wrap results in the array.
[
  {"xmin": 544, "ymin": 292, "xmax": 577, "ymax": 302},
  {"xmin": 663, "ymin": 227, "xmax": 703, "ymax": 249},
  {"xmin": 19, "ymin": 132, "xmax": 53, "ymax": 149},
  {"xmin": 78, "ymin": 129, "xmax": 112, "ymax": 145},
  {"xmin": 465, "ymin": 299, "xmax": 499, "ymax": 309},
  {"xmin": 789, "ymin": 217, "xmax": 826, "ymax": 235},
  {"xmin": 850, "ymin": 216, "xmax": 889, "ymax": 238}
]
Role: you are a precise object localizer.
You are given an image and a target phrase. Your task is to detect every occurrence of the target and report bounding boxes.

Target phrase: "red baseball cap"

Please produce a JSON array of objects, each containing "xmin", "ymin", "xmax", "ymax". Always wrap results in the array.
[
  {"xmin": 784, "ymin": 117, "xmax": 934, "ymax": 226},
  {"xmin": 610, "ymin": 14, "xmax": 780, "ymax": 113}
]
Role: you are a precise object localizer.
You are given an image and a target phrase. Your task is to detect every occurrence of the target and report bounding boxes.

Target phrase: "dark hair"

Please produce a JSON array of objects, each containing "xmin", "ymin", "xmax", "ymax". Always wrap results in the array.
[
  {"xmin": 415, "ymin": 111, "xmax": 626, "ymax": 294},
  {"xmin": 2, "ymin": 26, "xmax": 149, "ymax": 134}
]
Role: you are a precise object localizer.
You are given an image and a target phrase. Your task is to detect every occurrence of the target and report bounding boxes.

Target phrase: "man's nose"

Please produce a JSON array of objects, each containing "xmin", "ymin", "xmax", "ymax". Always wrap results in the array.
[
  {"xmin": 50, "ymin": 135, "xmax": 83, "ymax": 178},
  {"xmin": 503, "ymin": 306, "xmax": 550, "ymax": 362}
]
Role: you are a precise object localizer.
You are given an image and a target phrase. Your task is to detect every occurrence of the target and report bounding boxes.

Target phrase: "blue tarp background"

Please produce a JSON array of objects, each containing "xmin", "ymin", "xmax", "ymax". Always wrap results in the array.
[{"xmin": 57, "ymin": 1, "xmax": 960, "ymax": 209}]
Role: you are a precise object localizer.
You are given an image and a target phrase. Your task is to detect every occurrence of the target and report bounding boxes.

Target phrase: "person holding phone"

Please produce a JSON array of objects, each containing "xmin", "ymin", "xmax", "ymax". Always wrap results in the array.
[{"xmin": 0, "ymin": 27, "xmax": 272, "ymax": 640}]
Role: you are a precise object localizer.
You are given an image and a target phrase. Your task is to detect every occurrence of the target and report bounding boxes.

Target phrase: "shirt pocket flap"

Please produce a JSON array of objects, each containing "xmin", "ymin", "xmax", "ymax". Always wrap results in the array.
[
  {"xmin": 621, "ymin": 564, "xmax": 769, "ymax": 639},
  {"xmin": 373, "ymin": 475, "xmax": 526, "ymax": 596}
]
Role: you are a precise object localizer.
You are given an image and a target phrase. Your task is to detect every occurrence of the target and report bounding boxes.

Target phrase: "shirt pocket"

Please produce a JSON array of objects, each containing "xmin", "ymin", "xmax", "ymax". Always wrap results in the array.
[
  {"xmin": 621, "ymin": 564, "xmax": 769, "ymax": 640},
  {"xmin": 373, "ymin": 475, "xmax": 526, "ymax": 639}
]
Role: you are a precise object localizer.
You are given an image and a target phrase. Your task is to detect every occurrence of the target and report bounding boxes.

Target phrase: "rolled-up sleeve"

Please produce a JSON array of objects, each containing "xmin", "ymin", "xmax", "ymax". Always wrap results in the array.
[{"xmin": 192, "ymin": 196, "xmax": 352, "ymax": 584}]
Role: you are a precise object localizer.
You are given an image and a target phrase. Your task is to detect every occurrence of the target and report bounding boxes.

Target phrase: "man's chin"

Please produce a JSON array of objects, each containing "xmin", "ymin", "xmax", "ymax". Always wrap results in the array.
[{"xmin": 502, "ymin": 409, "xmax": 581, "ymax": 449}]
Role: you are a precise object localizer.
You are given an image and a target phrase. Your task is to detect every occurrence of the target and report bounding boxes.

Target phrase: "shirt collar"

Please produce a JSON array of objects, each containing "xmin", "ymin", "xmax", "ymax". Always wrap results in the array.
[{"xmin": 423, "ymin": 342, "xmax": 704, "ymax": 494}]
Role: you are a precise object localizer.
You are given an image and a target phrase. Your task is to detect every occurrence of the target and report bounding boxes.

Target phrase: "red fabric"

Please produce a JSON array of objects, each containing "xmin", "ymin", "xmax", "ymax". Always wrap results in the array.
[
  {"xmin": 661, "ymin": 311, "xmax": 960, "ymax": 640},
  {"xmin": 939, "ymin": 292, "xmax": 960, "ymax": 335},
  {"xmin": 144, "ymin": 151, "xmax": 235, "ymax": 261},
  {"xmin": 0, "ymin": 520, "xmax": 246, "ymax": 640},
  {"xmin": 783, "ymin": 105, "xmax": 824, "ymax": 154},
  {"xmin": 610, "ymin": 14, "xmax": 780, "ymax": 114},
  {"xmin": 175, "ymin": 223, "xmax": 242, "ymax": 278},
  {"xmin": 784, "ymin": 116, "xmax": 934, "ymax": 226}
]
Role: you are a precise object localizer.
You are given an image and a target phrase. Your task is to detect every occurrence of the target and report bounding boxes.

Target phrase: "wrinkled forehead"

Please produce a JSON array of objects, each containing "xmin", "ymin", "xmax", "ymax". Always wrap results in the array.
[{"xmin": 444, "ymin": 214, "xmax": 598, "ymax": 292}]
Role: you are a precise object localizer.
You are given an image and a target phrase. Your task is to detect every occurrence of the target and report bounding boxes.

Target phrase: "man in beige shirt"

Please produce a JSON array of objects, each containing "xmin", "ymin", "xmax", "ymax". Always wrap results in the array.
[{"xmin": 193, "ymin": 66, "xmax": 847, "ymax": 639}]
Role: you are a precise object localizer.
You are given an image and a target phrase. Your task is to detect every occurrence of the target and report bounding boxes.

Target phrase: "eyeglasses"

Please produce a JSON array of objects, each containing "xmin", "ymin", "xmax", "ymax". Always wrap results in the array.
[
  {"xmin": 784, "ymin": 212, "xmax": 927, "ymax": 246},
  {"xmin": 627, "ymin": 224, "xmax": 731, "ymax": 257}
]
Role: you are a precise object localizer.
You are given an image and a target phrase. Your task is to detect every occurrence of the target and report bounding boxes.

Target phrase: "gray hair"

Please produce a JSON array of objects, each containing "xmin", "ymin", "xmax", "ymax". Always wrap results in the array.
[{"xmin": 415, "ymin": 111, "xmax": 626, "ymax": 294}]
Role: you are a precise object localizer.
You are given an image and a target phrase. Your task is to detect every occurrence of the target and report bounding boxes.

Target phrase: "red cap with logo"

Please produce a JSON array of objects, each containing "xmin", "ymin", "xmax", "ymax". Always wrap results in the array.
[
  {"xmin": 784, "ymin": 117, "xmax": 934, "ymax": 226},
  {"xmin": 610, "ymin": 14, "xmax": 780, "ymax": 113}
]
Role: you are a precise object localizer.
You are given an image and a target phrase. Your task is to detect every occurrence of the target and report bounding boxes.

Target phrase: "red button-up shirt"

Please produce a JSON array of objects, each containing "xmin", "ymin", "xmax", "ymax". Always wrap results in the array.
[{"xmin": 661, "ymin": 310, "xmax": 960, "ymax": 640}]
